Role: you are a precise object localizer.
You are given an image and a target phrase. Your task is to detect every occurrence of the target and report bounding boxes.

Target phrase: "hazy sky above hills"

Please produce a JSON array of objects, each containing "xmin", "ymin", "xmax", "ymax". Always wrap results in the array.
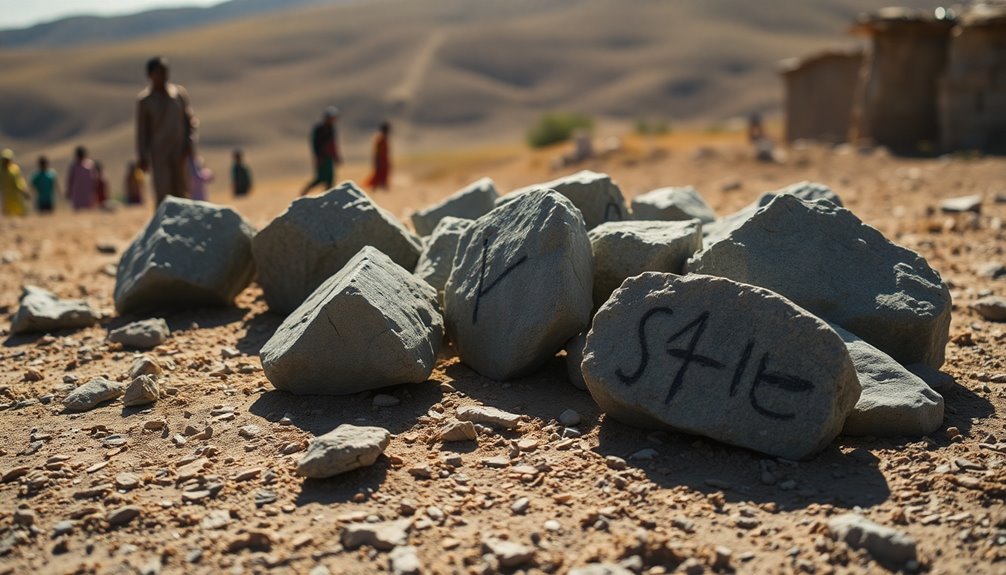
[{"xmin": 0, "ymin": 0, "xmax": 218, "ymax": 29}]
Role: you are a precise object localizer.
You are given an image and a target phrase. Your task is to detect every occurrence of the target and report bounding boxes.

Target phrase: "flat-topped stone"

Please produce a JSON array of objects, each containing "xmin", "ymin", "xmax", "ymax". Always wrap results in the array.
[
  {"xmin": 501, "ymin": 170, "xmax": 628, "ymax": 229},
  {"xmin": 582, "ymin": 273, "xmax": 860, "ymax": 460},
  {"xmin": 631, "ymin": 186, "xmax": 716, "ymax": 223},
  {"xmin": 252, "ymin": 182, "xmax": 422, "ymax": 314},
  {"xmin": 411, "ymin": 177, "xmax": 497, "ymax": 236}
]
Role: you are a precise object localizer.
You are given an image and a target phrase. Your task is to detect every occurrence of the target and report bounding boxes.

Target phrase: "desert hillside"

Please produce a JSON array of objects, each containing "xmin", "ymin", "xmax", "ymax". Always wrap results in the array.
[{"xmin": 0, "ymin": 0, "xmax": 942, "ymax": 184}]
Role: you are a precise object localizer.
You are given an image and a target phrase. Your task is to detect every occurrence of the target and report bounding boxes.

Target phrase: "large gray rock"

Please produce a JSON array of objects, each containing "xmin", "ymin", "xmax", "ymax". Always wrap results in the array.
[
  {"xmin": 702, "ymin": 181, "xmax": 840, "ymax": 247},
  {"xmin": 832, "ymin": 324, "xmax": 944, "ymax": 437},
  {"xmin": 502, "ymin": 170, "xmax": 628, "ymax": 229},
  {"xmin": 582, "ymin": 273, "xmax": 860, "ymax": 460},
  {"xmin": 261, "ymin": 247, "xmax": 443, "ymax": 395},
  {"xmin": 414, "ymin": 217, "xmax": 472, "ymax": 309},
  {"xmin": 296, "ymin": 424, "xmax": 391, "ymax": 478},
  {"xmin": 114, "ymin": 197, "xmax": 256, "ymax": 314},
  {"xmin": 411, "ymin": 177, "xmax": 497, "ymax": 236},
  {"xmin": 252, "ymin": 182, "xmax": 423, "ymax": 314},
  {"xmin": 108, "ymin": 318, "xmax": 170, "ymax": 349},
  {"xmin": 589, "ymin": 220, "xmax": 702, "ymax": 309},
  {"xmin": 828, "ymin": 513, "xmax": 917, "ymax": 567},
  {"xmin": 445, "ymin": 189, "xmax": 592, "ymax": 380},
  {"xmin": 63, "ymin": 377, "xmax": 124, "ymax": 412},
  {"xmin": 630, "ymin": 186, "xmax": 716, "ymax": 223},
  {"xmin": 10, "ymin": 286, "xmax": 98, "ymax": 334},
  {"xmin": 689, "ymin": 194, "xmax": 951, "ymax": 368}
]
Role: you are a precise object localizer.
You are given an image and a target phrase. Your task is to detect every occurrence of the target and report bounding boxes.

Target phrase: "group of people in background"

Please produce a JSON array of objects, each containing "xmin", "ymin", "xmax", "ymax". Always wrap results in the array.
[{"xmin": 2, "ymin": 55, "xmax": 392, "ymax": 218}]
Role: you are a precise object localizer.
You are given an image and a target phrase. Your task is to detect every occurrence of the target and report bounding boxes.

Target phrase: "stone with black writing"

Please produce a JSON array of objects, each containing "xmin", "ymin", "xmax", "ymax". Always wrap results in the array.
[
  {"xmin": 63, "ymin": 377, "xmax": 124, "ymax": 412},
  {"xmin": 108, "ymin": 318, "xmax": 170, "ymax": 349},
  {"xmin": 261, "ymin": 247, "xmax": 442, "ymax": 395},
  {"xmin": 252, "ymin": 182, "xmax": 423, "ymax": 314},
  {"xmin": 411, "ymin": 177, "xmax": 497, "ymax": 236},
  {"xmin": 832, "ymin": 324, "xmax": 944, "ymax": 437},
  {"xmin": 297, "ymin": 424, "xmax": 391, "ymax": 478},
  {"xmin": 582, "ymin": 273, "xmax": 860, "ymax": 460},
  {"xmin": 10, "ymin": 286, "xmax": 99, "ymax": 334},
  {"xmin": 414, "ymin": 217, "xmax": 472, "ymax": 309},
  {"xmin": 630, "ymin": 186, "xmax": 716, "ymax": 223},
  {"xmin": 589, "ymin": 220, "xmax": 701, "ymax": 309},
  {"xmin": 114, "ymin": 197, "xmax": 256, "ymax": 314},
  {"xmin": 502, "ymin": 170, "xmax": 627, "ymax": 229},
  {"xmin": 689, "ymin": 194, "xmax": 951, "ymax": 368},
  {"xmin": 445, "ymin": 189, "xmax": 592, "ymax": 380}
]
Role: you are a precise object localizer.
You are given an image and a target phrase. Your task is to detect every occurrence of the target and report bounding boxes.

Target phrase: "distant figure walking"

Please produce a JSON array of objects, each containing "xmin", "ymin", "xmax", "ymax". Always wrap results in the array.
[
  {"xmin": 0, "ymin": 149, "xmax": 29, "ymax": 217},
  {"xmin": 136, "ymin": 56, "xmax": 197, "ymax": 204},
  {"xmin": 94, "ymin": 161, "xmax": 109, "ymax": 206},
  {"xmin": 30, "ymin": 156, "xmax": 58, "ymax": 214},
  {"xmin": 188, "ymin": 155, "xmax": 213, "ymax": 202},
  {"xmin": 364, "ymin": 121, "xmax": 391, "ymax": 192},
  {"xmin": 231, "ymin": 149, "xmax": 253, "ymax": 197},
  {"xmin": 66, "ymin": 146, "xmax": 98, "ymax": 211},
  {"xmin": 124, "ymin": 161, "xmax": 145, "ymax": 205},
  {"xmin": 300, "ymin": 107, "xmax": 341, "ymax": 196}
]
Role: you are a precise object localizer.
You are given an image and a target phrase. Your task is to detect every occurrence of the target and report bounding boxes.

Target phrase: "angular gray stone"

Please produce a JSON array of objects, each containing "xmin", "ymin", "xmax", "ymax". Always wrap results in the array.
[
  {"xmin": 252, "ymin": 182, "xmax": 423, "ymax": 314},
  {"xmin": 564, "ymin": 333, "xmax": 588, "ymax": 391},
  {"xmin": 832, "ymin": 325, "xmax": 944, "ymax": 437},
  {"xmin": 129, "ymin": 355, "xmax": 162, "ymax": 379},
  {"xmin": 754, "ymin": 181, "xmax": 843, "ymax": 208},
  {"xmin": 414, "ymin": 216, "xmax": 472, "ymax": 309},
  {"xmin": 114, "ymin": 197, "xmax": 256, "ymax": 314},
  {"xmin": 108, "ymin": 318, "xmax": 170, "ymax": 349},
  {"xmin": 689, "ymin": 194, "xmax": 951, "ymax": 368},
  {"xmin": 456, "ymin": 405, "xmax": 521, "ymax": 429},
  {"xmin": 827, "ymin": 513, "xmax": 917, "ymax": 566},
  {"xmin": 940, "ymin": 194, "xmax": 982, "ymax": 214},
  {"xmin": 411, "ymin": 177, "xmax": 497, "ymax": 236},
  {"xmin": 445, "ymin": 189, "xmax": 592, "ymax": 380},
  {"xmin": 63, "ymin": 377, "xmax": 124, "ymax": 412},
  {"xmin": 10, "ymin": 286, "xmax": 98, "ymax": 334},
  {"xmin": 503, "ymin": 170, "xmax": 628, "ymax": 229},
  {"xmin": 971, "ymin": 295, "xmax": 1006, "ymax": 321},
  {"xmin": 589, "ymin": 220, "xmax": 702, "ymax": 309},
  {"xmin": 122, "ymin": 375, "xmax": 160, "ymax": 408},
  {"xmin": 341, "ymin": 519, "xmax": 410, "ymax": 550},
  {"xmin": 296, "ymin": 424, "xmax": 391, "ymax": 478},
  {"xmin": 582, "ymin": 273, "xmax": 860, "ymax": 460},
  {"xmin": 438, "ymin": 419, "xmax": 477, "ymax": 442},
  {"xmin": 388, "ymin": 545, "xmax": 421, "ymax": 575},
  {"xmin": 482, "ymin": 537, "xmax": 535, "ymax": 568},
  {"xmin": 630, "ymin": 186, "xmax": 716, "ymax": 223},
  {"xmin": 261, "ymin": 247, "xmax": 443, "ymax": 395}
]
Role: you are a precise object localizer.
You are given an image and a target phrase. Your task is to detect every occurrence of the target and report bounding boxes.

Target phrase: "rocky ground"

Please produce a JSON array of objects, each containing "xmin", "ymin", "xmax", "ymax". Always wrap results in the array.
[{"xmin": 0, "ymin": 140, "xmax": 1004, "ymax": 574}]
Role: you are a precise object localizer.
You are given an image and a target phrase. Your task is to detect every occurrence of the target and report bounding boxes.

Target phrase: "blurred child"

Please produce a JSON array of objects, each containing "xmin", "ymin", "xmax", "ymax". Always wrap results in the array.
[
  {"xmin": 0, "ymin": 149, "xmax": 29, "ymax": 216},
  {"xmin": 364, "ymin": 121, "xmax": 391, "ymax": 192},
  {"xmin": 66, "ymin": 145, "xmax": 98, "ymax": 211},
  {"xmin": 30, "ymin": 155, "xmax": 58, "ymax": 213},
  {"xmin": 125, "ymin": 161, "xmax": 144, "ymax": 205}
]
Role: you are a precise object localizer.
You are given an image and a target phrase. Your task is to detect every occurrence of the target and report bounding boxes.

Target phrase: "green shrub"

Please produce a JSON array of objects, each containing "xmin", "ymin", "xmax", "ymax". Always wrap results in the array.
[{"xmin": 526, "ymin": 112, "xmax": 594, "ymax": 149}]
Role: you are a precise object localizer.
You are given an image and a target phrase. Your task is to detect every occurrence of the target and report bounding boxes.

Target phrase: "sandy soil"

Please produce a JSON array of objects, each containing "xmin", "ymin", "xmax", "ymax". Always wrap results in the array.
[{"xmin": 0, "ymin": 137, "xmax": 1004, "ymax": 575}]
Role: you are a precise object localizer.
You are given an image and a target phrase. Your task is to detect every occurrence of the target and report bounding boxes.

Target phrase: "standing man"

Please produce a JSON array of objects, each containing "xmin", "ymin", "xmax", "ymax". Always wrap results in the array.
[
  {"xmin": 231, "ymin": 149, "xmax": 253, "ymax": 197},
  {"xmin": 136, "ymin": 56, "xmax": 197, "ymax": 204},
  {"xmin": 300, "ymin": 106, "xmax": 341, "ymax": 196}
]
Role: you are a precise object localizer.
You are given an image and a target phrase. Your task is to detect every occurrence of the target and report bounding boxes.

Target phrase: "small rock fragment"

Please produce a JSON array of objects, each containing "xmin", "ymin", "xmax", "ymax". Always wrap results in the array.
[
  {"xmin": 63, "ymin": 378, "xmax": 124, "ymax": 412},
  {"xmin": 122, "ymin": 375, "xmax": 160, "ymax": 407},
  {"xmin": 827, "ymin": 513, "xmax": 917, "ymax": 567},
  {"xmin": 108, "ymin": 318, "xmax": 171, "ymax": 349},
  {"xmin": 456, "ymin": 405, "xmax": 521, "ymax": 429},
  {"xmin": 296, "ymin": 424, "xmax": 391, "ymax": 478},
  {"xmin": 439, "ymin": 419, "xmax": 477, "ymax": 442},
  {"xmin": 341, "ymin": 519, "xmax": 410, "ymax": 550},
  {"xmin": 482, "ymin": 537, "xmax": 535, "ymax": 568}
]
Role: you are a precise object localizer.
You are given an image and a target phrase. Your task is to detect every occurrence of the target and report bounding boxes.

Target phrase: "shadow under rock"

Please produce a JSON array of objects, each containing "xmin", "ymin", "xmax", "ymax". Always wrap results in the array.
[
  {"xmin": 235, "ymin": 310, "xmax": 283, "ymax": 357},
  {"xmin": 295, "ymin": 460, "xmax": 390, "ymax": 507},
  {"xmin": 593, "ymin": 416, "xmax": 892, "ymax": 511},
  {"xmin": 934, "ymin": 376, "xmax": 994, "ymax": 439},
  {"xmin": 442, "ymin": 355, "xmax": 602, "ymax": 429}
]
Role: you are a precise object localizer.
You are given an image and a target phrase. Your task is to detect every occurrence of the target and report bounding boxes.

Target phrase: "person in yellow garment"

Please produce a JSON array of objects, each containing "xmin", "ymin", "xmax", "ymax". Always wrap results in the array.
[
  {"xmin": 135, "ymin": 56, "xmax": 197, "ymax": 205},
  {"xmin": 0, "ymin": 149, "xmax": 29, "ymax": 217}
]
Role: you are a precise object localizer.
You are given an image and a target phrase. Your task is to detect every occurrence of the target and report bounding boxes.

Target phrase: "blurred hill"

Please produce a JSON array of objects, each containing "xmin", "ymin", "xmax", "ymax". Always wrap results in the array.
[{"xmin": 0, "ymin": 0, "xmax": 942, "ymax": 184}]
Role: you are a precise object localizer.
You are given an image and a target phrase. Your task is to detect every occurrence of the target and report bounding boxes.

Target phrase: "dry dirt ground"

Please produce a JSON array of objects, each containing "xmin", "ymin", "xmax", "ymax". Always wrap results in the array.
[{"xmin": 0, "ymin": 137, "xmax": 1004, "ymax": 575}]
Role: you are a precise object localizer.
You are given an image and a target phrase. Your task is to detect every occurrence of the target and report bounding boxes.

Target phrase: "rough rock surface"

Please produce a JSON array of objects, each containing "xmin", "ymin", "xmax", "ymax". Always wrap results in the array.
[
  {"xmin": 122, "ymin": 375, "xmax": 160, "ymax": 408},
  {"xmin": 296, "ymin": 424, "xmax": 391, "ymax": 478},
  {"xmin": 414, "ymin": 217, "xmax": 472, "ymax": 309},
  {"xmin": 341, "ymin": 519, "xmax": 410, "ymax": 550},
  {"xmin": 10, "ymin": 286, "xmax": 98, "ymax": 334},
  {"xmin": 503, "ymin": 170, "xmax": 628, "ymax": 229},
  {"xmin": 828, "ymin": 513, "xmax": 917, "ymax": 567},
  {"xmin": 832, "ymin": 325, "xmax": 944, "ymax": 437},
  {"xmin": 582, "ymin": 273, "xmax": 860, "ymax": 460},
  {"xmin": 261, "ymin": 247, "xmax": 443, "ymax": 395},
  {"xmin": 114, "ymin": 197, "xmax": 256, "ymax": 314},
  {"xmin": 971, "ymin": 295, "xmax": 1006, "ymax": 321},
  {"xmin": 689, "ymin": 194, "xmax": 951, "ymax": 368},
  {"xmin": 252, "ymin": 182, "xmax": 422, "ymax": 314},
  {"xmin": 456, "ymin": 405, "xmax": 521, "ymax": 429},
  {"xmin": 411, "ymin": 177, "xmax": 497, "ymax": 236},
  {"xmin": 63, "ymin": 378, "xmax": 124, "ymax": 412},
  {"xmin": 564, "ymin": 332, "xmax": 588, "ymax": 391},
  {"xmin": 754, "ymin": 180, "xmax": 843, "ymax": 208},
  {"xmin": 108, "ymin": 318, "xmax": 170, "ymax": 349},
  {"xmin": 445, "ymin": 189, "xmax": 592, "ymax": 380},
  {"xmin": 905, "ymin": 363, "xmax": 956, "ymax": 392},
  {"xmin": 588, "ymin": 220, "xmax": 702, "ymax": 308},
  {"xmin": 630, "ymin": 186, "xmax": 716, "ymax": 223}
]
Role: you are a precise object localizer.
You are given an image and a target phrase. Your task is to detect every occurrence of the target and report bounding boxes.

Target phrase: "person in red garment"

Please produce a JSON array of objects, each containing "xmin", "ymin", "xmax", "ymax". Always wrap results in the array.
[{"xmin": 364, "ymin": 121, "xmax": 391, "ymax": 192}]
